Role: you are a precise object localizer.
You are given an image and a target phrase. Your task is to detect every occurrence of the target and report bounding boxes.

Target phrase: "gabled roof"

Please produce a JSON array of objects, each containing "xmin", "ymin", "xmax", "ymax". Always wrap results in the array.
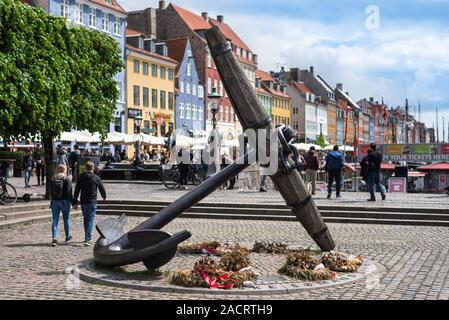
[
  {"xmin": 315, "ymin": 75, "xmax": 334, "ymax": 94},
  {"xmin": 256, "ymin": 87, "xmax": 272, "ymax": 97},
  {"xmin": 256, "ymin": 70, "xmax": 274, "ymax": 82},
  {"xmin": 417, "ymin": 162, "xmax": 449, "ymax": 171},
  {"xmin": 171, "ymin": 4, "xmax": 211, "ymax": 30},
  {"xmin": 90, "ymin": 0, "xmax": 126, "ymax": 14},
  {"xmin": 209, "ymin": 18, "xmax": 251, "ymax": 52},
  {"xmin": 335, "ymin": 88, "xmax": 361, "ymax": 111},
  {"xmin": 291, "ymin": 81, "xmax": 311, "ymax": 94},
  {"xmin": 165, "ymin": 37, "xmax": 189, "ymax": 73},
  {"xmin": 126, "ymin": 45, "xmax": 178, "ymax": 65}
]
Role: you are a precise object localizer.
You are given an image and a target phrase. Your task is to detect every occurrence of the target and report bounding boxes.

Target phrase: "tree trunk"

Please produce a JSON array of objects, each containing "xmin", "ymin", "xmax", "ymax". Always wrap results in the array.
[
  {"xmin": 42, "ymin": 135, "xmax": 55, "ymax": 200},
  {"xmin": 205, "ymin": 27, "xmax": 335, "ymax": 251}
]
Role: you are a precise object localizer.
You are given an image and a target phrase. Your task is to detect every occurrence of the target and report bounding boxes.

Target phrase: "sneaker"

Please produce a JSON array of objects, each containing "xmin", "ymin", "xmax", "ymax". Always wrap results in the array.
[
  {"xmin": 381, "ymin": 194, "xmax": 386, "ymax": 201},
  {"xmin": 336, "ymin": 194, "xmax": 342, "ymax": 198},
  {"xmin": 84, "ymin": 240, "xmax": 92, "ymax": 246},
  {"xmin": 367, "ymin": 198, "xmax": 376, "ymax": 202},
  {"xmin": 327, "ymin": 194, "xmax": 331, "ymax": 199},
  {"xmin": 259, "ymin": 188, "xmax": 267, "ymax": 192},
  {"xmin": 52, "ymin": 239, "xmax": 57, "ymax": 247},
  {"xmin": 65, "ymin": 236, "xmax": 73, "ymax": 243}
]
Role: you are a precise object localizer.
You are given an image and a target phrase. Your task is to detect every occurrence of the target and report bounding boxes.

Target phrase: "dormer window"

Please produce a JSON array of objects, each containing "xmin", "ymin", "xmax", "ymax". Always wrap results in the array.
[
  {"xmin": 236, "ymin": 47, "xmax": 241, "ymax": 56},
  {"xmin": 248, "ymin": 52, "xmax": 252, "ymax": 61}
]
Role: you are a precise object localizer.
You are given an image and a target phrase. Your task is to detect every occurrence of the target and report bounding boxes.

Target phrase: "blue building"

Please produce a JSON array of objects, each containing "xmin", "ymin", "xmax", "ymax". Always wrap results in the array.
[
  {"xmin": 165, "ymin": 37, "xmax": 205, "ymax": 136},
  {"xmin": 28, "ymin": 0, "xmax": 127, "ymax": 133}
]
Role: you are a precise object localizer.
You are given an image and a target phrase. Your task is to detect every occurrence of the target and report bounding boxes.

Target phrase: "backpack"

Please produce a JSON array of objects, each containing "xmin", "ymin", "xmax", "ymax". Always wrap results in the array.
[{"xmin": 51, "ymin": 178, "xmax": 65, "ymax": 200}]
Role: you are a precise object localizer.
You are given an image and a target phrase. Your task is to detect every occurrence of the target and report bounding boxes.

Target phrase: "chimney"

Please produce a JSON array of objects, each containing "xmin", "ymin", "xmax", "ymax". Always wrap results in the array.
[
  {"xmin": 310, "ymin": 66, "xmax": 314, "ymax": 74},
  {"xmin": 217, "ymin": 15, "xmax": 224, "ymax": 23},
  {"xmin": 201, "ymin": 12, "xmax": 208, "ymax": 20},
  {"xmin": 336, "ymin": 83, "xmax": 343, "ymax": 91},
  {"xmin": 369, "ymin": 97, "xmax": 374, "ymax": 103},
  {"xmin": 158, "ymin": 1, "xmax": 166, "ymax": 9},
  {"xmin": 290, "ymin": 68, "xmax": 299, "ymax": 82}
]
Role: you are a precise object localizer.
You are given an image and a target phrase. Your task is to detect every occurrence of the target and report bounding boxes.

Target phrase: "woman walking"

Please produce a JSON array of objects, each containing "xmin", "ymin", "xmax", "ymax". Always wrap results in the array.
[{"xmin": 50, "ymin": 165, "xmax": 73, "ymax": 247}]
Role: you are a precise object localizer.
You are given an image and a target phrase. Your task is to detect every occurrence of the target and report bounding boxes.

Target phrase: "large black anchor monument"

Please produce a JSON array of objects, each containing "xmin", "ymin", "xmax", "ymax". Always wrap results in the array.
[{"xmin": 93, "ymin": 27, "xmax": 335, "ymax": 270}]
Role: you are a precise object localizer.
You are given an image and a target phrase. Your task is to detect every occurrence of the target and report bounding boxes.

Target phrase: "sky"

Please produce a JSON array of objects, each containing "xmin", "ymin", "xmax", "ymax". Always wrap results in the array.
[{"xmin": 120, "ymin": 0, "xmax": 449, "ymax": 141}]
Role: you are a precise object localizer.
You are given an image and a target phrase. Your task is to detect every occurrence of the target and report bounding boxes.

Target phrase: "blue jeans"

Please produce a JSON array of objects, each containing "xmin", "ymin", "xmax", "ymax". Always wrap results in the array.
[
  {"xmin": 367, "ymin": 171, "xmax": 386, "ymax": 196},
  {"xmin": 81, "ymin": 203, "xmax": 97, "ymax": 242},
  {"xmin": 24, "ymin": 168, "xmax": 32, "ymax": 187},
  {"xmin": 51, "ymin": 200, "xmax": 71, "ymax": 240}
]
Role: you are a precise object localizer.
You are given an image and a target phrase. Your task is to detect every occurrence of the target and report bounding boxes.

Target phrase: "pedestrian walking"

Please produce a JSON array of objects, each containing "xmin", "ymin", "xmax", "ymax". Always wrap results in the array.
[
  {"xmin": 72, "ymin": 161, "xmax": 106, "ymax": 246},
  {"xmin": 56, "ymin": 145, "xmax": 69, "ymax": 167},
  {"xmin": 33, "ymin": 144, "xmax": 45, "ymax": 186},
  {"xmin": 178, "ymin": 150, "xmax": 190, "ymax": 190},
  {"xmin": 50, "ymin": 165, "xmax": 73, "ymax": 247},
  {"xmin": 69, "ymin": 145, "xmax": 81, "ymax": 182},
  {"xmin": 23, "ymin": 150, "xmax": 33, "ymax": 188},
  {"xmin": 304, "ymin": 146, "xmax": 320, "ymax": 195},
  {"xmin": 366, "ymin": 143, "xmax": 386, "ymax": 201},
  {"xmin": 324, "ymin": 145, "xmax": 344, "ymax": 199},
  {"xmin": 259, "ymin": 165, "xmax": 269, "ymax": 192},
  {"xmin": 221, "ymin": 153, "xmax": 235, "ymax": 190}
]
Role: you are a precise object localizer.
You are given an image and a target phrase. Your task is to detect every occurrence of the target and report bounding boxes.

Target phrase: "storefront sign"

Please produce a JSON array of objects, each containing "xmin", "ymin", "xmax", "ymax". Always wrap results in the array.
[
  {"xmin": 358, "ymin": 144, "xmax": 449, "ymax": 162},
  {"xmin": 388, "ymin": 177, "xmax": 407, "ymax": 193}
]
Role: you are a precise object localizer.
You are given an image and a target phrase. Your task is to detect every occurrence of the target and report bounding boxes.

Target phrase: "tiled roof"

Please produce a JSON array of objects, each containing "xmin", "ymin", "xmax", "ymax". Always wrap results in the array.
[
  {"xmin": 89, "ymin": 0, "xmax": 126, "ymax": 14},
  {"xmin": 256, "ymin": 87, "xmax": 272, "ymax": 96},
  {"xmin": 417, "ymin": 162, "xmax": 449, "ymax": 171},
  {"xmin": 126, "ymin": 28, "xmax": 144, "ymax": 37},
  {"xmin": 165, "ymin": 37, "xmax": 189, "ymax": 73},
  {"xmin": 171, "ymin": 4, "xmax": 211, "ymax": 30},
  {"xmin": 126, "ymin": 45, "xmax": 178, "ymax": 65},
  {"xmin": 256, "ymin": 70, "xmax": 274, "ymax": 82},
  {"xmin": 291, "ymin": 81, "xmax": 311, "ymax": 93},
  {"xmin": 209, "ymin": 18, "xmax": 251, "ymax": 53}
]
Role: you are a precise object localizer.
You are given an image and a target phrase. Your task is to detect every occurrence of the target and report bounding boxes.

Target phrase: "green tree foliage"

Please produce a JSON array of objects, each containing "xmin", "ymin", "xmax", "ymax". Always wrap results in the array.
[{"xmin": 0, "ymin": 0, "xmax": 123, "ymax": 196}]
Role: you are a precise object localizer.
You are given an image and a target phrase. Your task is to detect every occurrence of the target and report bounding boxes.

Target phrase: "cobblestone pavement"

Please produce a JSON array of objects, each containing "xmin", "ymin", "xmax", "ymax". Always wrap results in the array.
[
  {"xmin": 1, "ymin": 214, "xmax": 449, "ymax": 299},
  {"xmin": 7, "ymin": 177, "xmax": 449, "ymax": 209}
]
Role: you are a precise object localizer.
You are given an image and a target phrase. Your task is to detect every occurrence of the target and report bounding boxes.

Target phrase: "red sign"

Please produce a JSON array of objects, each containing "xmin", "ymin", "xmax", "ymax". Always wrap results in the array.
[
  {"xmin": 442, "ymin": 144, "xmax": 449, "ymax": 155},
  {"xmin": 388, "ymin": 178, "xmax": 407, "ymax": 193}
]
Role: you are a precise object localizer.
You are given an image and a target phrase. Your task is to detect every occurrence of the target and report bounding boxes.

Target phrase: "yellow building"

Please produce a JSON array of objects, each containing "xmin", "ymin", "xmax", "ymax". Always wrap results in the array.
[{"xmin": 125, "ymin": 43, "xmax": 177, "ymax": 154}]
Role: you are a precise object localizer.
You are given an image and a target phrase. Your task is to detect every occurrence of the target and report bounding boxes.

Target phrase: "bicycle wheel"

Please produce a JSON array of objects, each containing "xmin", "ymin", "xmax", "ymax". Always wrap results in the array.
[
  {"xmin": 163, "ymin": 171, "xmax": 180, "ymax": 189},
  {"xmin": 0, "ymin": 182, "xmax": 17, "ymax": 205}
]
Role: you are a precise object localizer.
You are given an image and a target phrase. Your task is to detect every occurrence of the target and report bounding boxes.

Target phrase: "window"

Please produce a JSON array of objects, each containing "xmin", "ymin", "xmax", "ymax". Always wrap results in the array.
[
  {"xmin": 117, "ymin": 81, "xmax": 123, "ymax": 102},
  {"xmin": 192, "ymin": 105, "xmax": 197, "ymax": 120},
  {"xmin": 152, "ymin": 121, "xmax": 158, "ymax": 133},
  {"xmin": 187, "ymin": 63, "xmax": 192, "ymax": 76},
  {"xmin": 186, "ymin": 104, "xmax": 191, "ymax": 119},
  {"xmin": 133, "ymin": 86, "xmax": 140, "ymax": 106},
  {"xmin": 192, "ymin": 84, "xmax": 196, "ymax": 96},
  {"xmin": 75, "ymin": 3, "xmax": 83, "ymax": 24},
  {"xmin": 242, "ymin": 50, "xmax": 246, "ymax": 59},
  {"xmin": 89, "ymin": 8, "xmax": 96, "ymax": 27},
  {"xmin": 198, "ymin": 86, "xmax": 204, "ymax": 99},
  {"xmin": 114, "ymin": 18, "xmax": 121, "ymax": 35},
  {"xmin": 143, "ymin": 87, "xmax": 149, "ymax": 107},
  {"xmin": 248, "ymin": 52, "xmax": 252, "ymax": 61},
  {"xmin": 236, "ymin": 47, "xmax": 241, "ymax": 56},
  {"xmin": 214, "ymin": 79, "xmax": 218, "ymax": 92},
  {"xmin": 179, "ymin": 103, "xmax": 185, "ymax": 118},
  {"xmin": 225, "ymin": 107, "xmax": 229, "ymax": 122},
  {"xmin": 186, "ymin": 83, "xmax": 191, "ymax": 95},
  {"xmin": 220, "ymin": 81, "xmax": 224, "ymax": 97},
  {"xmin": 219, "ymin": 105, "xmax": 223, "ymax": 122},
  {"xmin": 198, "ymin": 107, "xmax": 203, "ymax": 121},
  {"xmin": 168, "ymin": 92, "xmax": 174, "ymax": 110},
  {"xmin": 168, "ymin": 69, "xmax": 174, "ymax": 81},
  {"xmin": 102, "ymin": 12, "xmax": 109, "ymax": 32},
  {"xmin": 133, "ymin": 60, "xmax": 140, "ymax": 73},
  {"xmin": 230, "ymin": 109, "xmax": 234, "ymax": 122},
  {"xmin": 160, "ymin": 66, "xmax": 166, "ymax": 79},
  {"xmin": 160, "ymin": 91, "xmax": 166, "ymax": 109},
  {"xmin": 207, "ymin": 78, "xmax": 212, "ymax": 94},
  {"xmin": 152, "ymin": 89, "xmax": 157, "ymax": 108},
  {"xmin": 207, "ymin": 53, "xmax": 212, "ymax": 68},
  {"xmin": 142, "ymin": 62, "xmax": 149, "ymax": 75},
  {"xmin": 61, "ymin": 0, "xmax": 69, "ymax": 18},
  {"xmin": 180, "ymin": 81, "xmax": 184, "ymax": 93},
  {"xmin": 105, "ymin": 0, "xmax": 113, "ymax": 4},
  {"xmin": 151, "ymin": 64, "xmax": 157, "ymax": 77}
]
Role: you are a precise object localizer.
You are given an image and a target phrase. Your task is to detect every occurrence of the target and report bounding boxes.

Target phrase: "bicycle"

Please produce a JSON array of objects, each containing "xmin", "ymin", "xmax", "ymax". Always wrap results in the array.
[
  {"xmin": 0, "ymin": 176, "xmax": 18, "ymax": 205},
  {"xmin": 161, "ymin": 164, "xmax": 204, "ymax": 189}
]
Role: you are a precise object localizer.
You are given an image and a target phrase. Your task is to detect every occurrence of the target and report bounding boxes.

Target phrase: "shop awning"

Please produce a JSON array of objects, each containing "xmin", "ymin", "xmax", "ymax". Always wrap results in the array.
[
  {"xmin": 381, "ymin": 163, "xmax": 396, "ymax": 170},
  {"xmin": 417, "ymin": 162, "xmax": 449, "ymax": 171}
]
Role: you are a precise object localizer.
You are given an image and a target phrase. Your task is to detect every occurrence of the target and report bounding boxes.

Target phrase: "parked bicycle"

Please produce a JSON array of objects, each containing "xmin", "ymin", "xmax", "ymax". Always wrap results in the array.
[
  {"xmin": 160, "ymin": 164, "xmax": 204, "ymax": 189},
  {"xmin": 0, "ymin": 176, "xmax": 17, "ymax": 205}
]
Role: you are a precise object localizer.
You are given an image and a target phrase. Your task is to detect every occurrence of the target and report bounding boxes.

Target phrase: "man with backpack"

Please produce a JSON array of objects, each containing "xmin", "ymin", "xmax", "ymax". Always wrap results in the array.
[
  {"xmin": 324, "ymin": 145, "xmax": 345, "ymax": 199},
  {"xmin": 304, "ymin": 146, "xmax": 320, "ymax": 195},
  {"xmin": 72, "ymin": 161, "xmax": 106, "ymax": 246},
  {"xmin": 366, "ymin": 143, "xmax": 386, "ymax": 201}
]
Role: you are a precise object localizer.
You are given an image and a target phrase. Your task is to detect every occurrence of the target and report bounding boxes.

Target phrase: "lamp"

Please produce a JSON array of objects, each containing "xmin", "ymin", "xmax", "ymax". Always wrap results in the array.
[
  {"xmin": 133, "ymin": 114, "xmax": 143, "ymax": 157},
  {"xmin": 134, "ymin": 114, "xmax": 143, "ymax": 133},
  {"xmin": 208, "ymin": 86, "xmax": 221, "ymax": 130}
]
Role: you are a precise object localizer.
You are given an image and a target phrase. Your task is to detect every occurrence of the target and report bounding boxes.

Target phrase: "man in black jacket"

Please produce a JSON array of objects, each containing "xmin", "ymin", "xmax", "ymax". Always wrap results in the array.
[
  {"xmin": 366, "ymin": 143, "xmax": 386, "ymax": 201},
  {"xmin": 72, "ymin": 161, "xmax": 106, "ymax": 246}
]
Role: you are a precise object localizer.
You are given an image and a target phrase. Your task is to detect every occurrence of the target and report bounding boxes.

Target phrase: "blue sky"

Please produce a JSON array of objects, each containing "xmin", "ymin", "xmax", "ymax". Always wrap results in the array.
[{"xmin": 120, "ymin": 0, "xmax": 449, "ymax": 139}]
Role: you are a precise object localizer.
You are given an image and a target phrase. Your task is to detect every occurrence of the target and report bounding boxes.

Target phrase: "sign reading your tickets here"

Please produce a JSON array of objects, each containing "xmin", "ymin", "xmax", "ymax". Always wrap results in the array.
[{"xmin": 388, "ymin": 177, "xmax": 407, "ymax": 193}]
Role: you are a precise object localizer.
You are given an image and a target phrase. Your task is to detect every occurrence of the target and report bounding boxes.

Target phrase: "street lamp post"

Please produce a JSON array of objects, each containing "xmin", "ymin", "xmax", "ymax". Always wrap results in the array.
[
  {"xmin": 134, "ymin": 114, "xmax": 143, "ymax": 158},
  {"xmin": 208, "ymin": 86, "xmax": 222, "ymax": 174}
]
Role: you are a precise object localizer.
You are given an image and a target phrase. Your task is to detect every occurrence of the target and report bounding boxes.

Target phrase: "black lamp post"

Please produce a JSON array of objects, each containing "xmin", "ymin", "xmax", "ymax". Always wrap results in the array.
[
  {"xmin": 208, "ymin": 86, "xmax": 221, "ymax": 130},
  {"xmin": 134, "ymin": 114, "xmax": 143, "ymax": 157}
]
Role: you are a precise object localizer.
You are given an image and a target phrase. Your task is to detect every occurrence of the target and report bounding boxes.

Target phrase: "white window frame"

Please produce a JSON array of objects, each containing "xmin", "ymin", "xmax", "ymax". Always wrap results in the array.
[
  {"xmin": 180, "ymin": 81, "xmax": 184, "ymax": 93},
  {"xmin": 230, "ymin": 109, "xmax": 234, "ymax": 122},
  {"xmin": 192, "ymin": 84, "xmax": 196, "ymax": 96},
  {"xmin": 186, "ymin": 83, "xmax": 191, "ymax": 95},
  {"xmin": 187, "ymin": 63, "xmax": 192, "ymax": 76},
  {"xmin": 179, "ymin": 103, "xmax": 185, "ymax": 119},
  {"xmin": 236, "ymin": 47, "xmax": 241, "ymax": 56},
  {"xmin": 198, "ymin": 85, "xmax": 204, "ymax": 99},
  {"xmin": 186, "ymin": 104, "xmax": 191, "ymax": 120},
  {"xmin": 225, "ymin": 107, "xmax": 229, "ymax": 122},
  {"xmin": 75, "ymin": 3, "xmax": 83, "ymax": 24},
  {"xmin": 207, "ymin": 53, "xmax": 212, "ymax": 68},
  {"xmin": 113, "ymin": 17, "xmax": 121, "ymax": 36},
  {"xmin": 220, "ymin": 81, "xmax": 224, "ymax": 97},
  {"xmin": 198, "ymin": 107, "xmax": 203, "ymax": 121},
  {"xmin": 102, "ymin": 12, "xmax": 110, "ymax": 32},
  {"xmin": 88, "ymin": 7, "xmax": 96, "ymax": 28},
  {"xmin": 219, "ymin": 105, "xmax": 223, "ymax": 122},
  {"xmin": 214, "ymin": 79, "xmax": 218, "ymax": 92},
  {"xmin": 192, "ymin": 105, "xmax": 197, "ymax": 120},
  {"xmin": 207, "ymin": 78, "xmax": 212, "ymax": 94},
  {"xmin": 61, "ymin": 0, "xmax": 69, "ymax": 18}
]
